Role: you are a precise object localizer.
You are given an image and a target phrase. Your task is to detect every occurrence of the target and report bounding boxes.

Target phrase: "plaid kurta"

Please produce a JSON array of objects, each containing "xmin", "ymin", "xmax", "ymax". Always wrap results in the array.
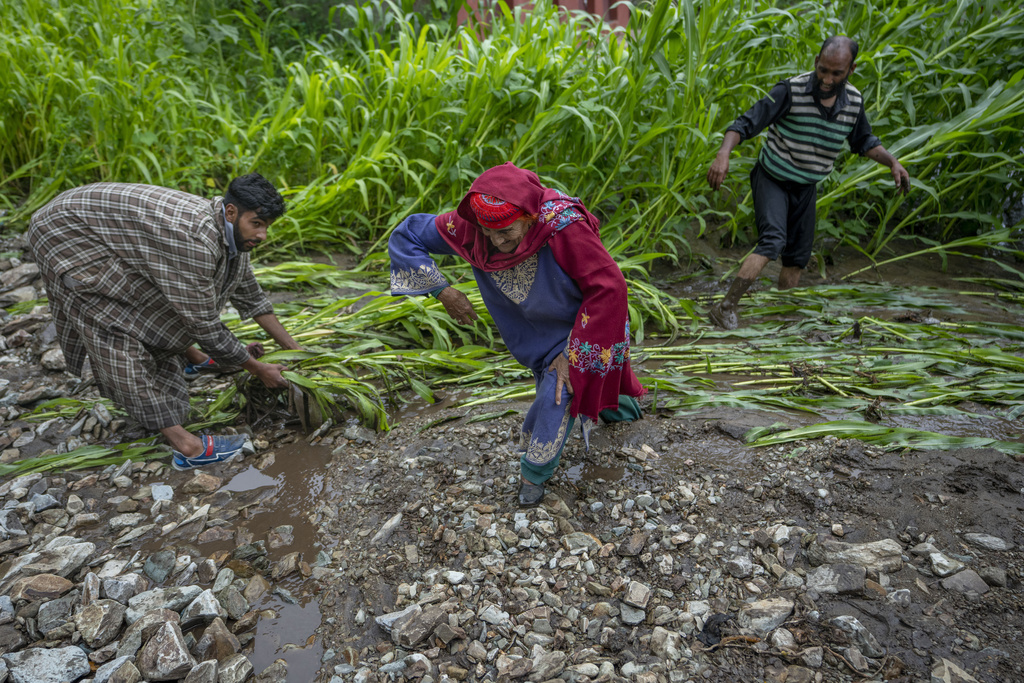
[{"xmin": 28, "ymin": 183, "xmax": 274, "ymax": 429}]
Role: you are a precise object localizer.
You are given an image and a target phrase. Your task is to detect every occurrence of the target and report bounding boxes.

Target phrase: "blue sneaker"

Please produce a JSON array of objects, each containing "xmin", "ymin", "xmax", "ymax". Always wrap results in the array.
[
  {"xmin": 171, "ymin": 434, "xmax": 254, "ymax": 471},
  {"xmin": 184, "ymin": 357, "xmax": 217, "ymax": 381}
]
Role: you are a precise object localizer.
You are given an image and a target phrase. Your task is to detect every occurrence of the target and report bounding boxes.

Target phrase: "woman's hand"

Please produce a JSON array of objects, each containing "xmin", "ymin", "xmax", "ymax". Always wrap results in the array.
[
  {"xmin": 548, "ymin": 353, "xmax": 574, "ymax": 406},
  {"xmin": 437, "ymin": 287, "xmax": 479, "ymax": 325}
]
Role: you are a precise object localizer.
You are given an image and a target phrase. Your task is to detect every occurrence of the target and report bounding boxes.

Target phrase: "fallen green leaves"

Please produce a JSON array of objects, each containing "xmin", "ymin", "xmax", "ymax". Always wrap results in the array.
[{"xmin": 0, "ymin": 442, "xmax": 165, "ymax": 477}]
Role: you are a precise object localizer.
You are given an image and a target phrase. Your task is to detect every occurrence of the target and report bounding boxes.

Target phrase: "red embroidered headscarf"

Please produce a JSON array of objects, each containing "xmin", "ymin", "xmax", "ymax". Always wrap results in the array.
[
  {"xmin": 434, "ymin": 162, "xmax": 601, "ymax": 272},
  {"xmin": 468, "ymin": 193, "xmax": 525, "ymax": 230}
]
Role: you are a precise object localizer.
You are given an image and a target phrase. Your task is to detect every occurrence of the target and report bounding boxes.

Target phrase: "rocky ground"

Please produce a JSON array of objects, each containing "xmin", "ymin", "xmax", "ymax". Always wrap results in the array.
[{"xmin": 1, "ymin": 237, "xmax": 1022, "ymax": 683}]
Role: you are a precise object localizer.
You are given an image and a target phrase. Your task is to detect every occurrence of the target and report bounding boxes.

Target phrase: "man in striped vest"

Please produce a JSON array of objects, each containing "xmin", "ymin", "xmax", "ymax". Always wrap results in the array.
[{"xmin": 706, "ymin": 36, "xmax": 910, "ymax": 329}]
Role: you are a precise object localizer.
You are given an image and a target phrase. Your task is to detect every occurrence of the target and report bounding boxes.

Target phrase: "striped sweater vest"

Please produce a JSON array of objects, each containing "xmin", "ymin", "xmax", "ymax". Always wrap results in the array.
[{"xmin": 758, "ymin": 72, "xmax": 862, "ymax": 185}]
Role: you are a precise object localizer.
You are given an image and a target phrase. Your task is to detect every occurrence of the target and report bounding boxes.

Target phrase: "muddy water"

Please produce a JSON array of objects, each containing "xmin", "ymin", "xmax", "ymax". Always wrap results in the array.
[{"xmin": 223, "ymin": 442, "xmax": 330, "ymax": 679}]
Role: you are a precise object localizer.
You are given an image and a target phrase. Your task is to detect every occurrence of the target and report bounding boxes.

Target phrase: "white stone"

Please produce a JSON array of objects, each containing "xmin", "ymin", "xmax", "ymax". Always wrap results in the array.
[
  {"xmin": 1, "ymin": 645, "xmax": 91, "ymax": 683},
  {"xmin": 962, "ymin": 533, "xmax": 1013, "ymax": 552},
  {"xmin": 929, "ymin": 552, "xmax": 965, "ymax": 578},
  {"xmin": 737, "ymin": 598, "xmax": 793, "ymax": 636}
]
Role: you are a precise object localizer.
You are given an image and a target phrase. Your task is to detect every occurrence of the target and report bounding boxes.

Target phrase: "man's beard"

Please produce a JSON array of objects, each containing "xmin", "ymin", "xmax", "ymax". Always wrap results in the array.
[
  {"xmin": 233, "ymin": 224, "xmax": 253, "ymax": 252},
  {"xmin": 811, "ymin": 72, "xmax": 848, "ymax": 100}
]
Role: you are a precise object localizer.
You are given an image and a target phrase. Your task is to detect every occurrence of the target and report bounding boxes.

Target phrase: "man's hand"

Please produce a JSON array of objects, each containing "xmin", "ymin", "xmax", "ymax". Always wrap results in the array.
[
  {"xmin": 436, "ymin": 287, "xmax": 479, "ymax": 325},
  {"xmin": 247, "ymin": 342, "xmax": 265, "ymax": 359},
  {"xmin": 248, "ymin": 360, "xmax": 289, "ymax": 390},
  {"xmin": 707, "ymin": 153, "xmax": 730, "ymax": 191},
  {"xmin": 548, "ymin": 353, "xmax": 574, "ymax": 406},
  {"xmin": 892, "ymin": 162, "xmax": 911, "ymax": 196},
  {"xmin": 707, "ymin": 131, "xmax": 741, "ymax": 191}
]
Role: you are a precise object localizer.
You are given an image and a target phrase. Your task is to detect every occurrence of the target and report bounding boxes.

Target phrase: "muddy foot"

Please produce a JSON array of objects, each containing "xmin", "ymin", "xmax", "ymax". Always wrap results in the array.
[{"xmin": 708, "ymin": 302, "xmax": 740, "ymax": 330}]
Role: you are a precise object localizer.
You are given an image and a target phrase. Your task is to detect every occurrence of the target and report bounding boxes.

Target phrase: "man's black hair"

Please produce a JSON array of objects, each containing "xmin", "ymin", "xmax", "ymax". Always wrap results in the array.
[
  {"xmin": 820, "ymin": 36, "xmax": 858, "ymax": 67},
  {"xmin": 224, "ymin": 172, "xmax": 286, "ymax": 221}
]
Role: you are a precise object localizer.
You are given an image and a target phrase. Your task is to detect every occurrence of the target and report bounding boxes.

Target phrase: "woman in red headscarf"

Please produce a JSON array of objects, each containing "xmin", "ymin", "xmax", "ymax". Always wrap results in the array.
[{"xmin": 389, "ymin": 162, "xmax": 645, "ymax": 507}]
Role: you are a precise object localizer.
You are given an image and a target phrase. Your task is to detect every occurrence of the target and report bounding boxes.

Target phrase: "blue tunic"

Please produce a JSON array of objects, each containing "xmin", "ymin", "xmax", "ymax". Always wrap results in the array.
[
  {"xmin": 389, "ymin": 213, "xmax": 582, "ymax": 373},
  {"xmin": 389, "ymin": 213, "xmax": 640, "ymax": 484}
]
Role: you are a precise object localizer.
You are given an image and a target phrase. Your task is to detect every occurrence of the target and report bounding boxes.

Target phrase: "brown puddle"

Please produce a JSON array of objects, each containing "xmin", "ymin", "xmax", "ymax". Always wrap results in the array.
[{"xmin": 222, "ymin": 441, "xmax": 331, "ymax": 679}]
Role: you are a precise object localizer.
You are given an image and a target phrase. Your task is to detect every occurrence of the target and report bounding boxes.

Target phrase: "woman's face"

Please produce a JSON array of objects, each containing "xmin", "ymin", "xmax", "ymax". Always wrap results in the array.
[{"xmin": 484, "ymin": 217, "xmax": 533, "ymax": 253}]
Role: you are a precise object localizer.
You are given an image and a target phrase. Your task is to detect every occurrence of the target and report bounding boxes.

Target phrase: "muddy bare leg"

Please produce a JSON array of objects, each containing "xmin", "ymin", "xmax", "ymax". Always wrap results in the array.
[
  {"xmin": 708, "ymin": 254, "xmax": 769, "ymax": 329},
  {"xmin": 778, "ymin": 266, "xmax": 802, "ymax": 290}
]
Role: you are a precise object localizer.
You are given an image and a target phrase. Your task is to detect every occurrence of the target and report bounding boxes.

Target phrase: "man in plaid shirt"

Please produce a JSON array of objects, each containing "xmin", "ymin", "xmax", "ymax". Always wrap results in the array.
[{"xmin": 28, "ymin": 173, "xmax": 301, "ymax": 470}]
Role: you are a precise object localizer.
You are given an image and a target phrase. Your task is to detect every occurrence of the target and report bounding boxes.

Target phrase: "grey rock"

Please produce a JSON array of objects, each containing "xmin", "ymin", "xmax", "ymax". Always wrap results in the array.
[
  {"xmin": 524, "ymin": 632, "xmax": 554, "ymax": 647},
  {"xmin": 806, "ymin": 538, "xmax": 903, "ymax": 573},
  {"xmin": 725, "ymin": 554, "xmax": 753, "ymax": 579},
  {"xmin": 911, "ymin": 542, "xmax": 940, "ymax": 557},
  {"xmin": 940, "ymin": 569, "xmax": 989, "ymax": 594},
  {"xmin": 181, "ymin": 589, "xmax": 227, "ymax": 629},
  {"xmin": 9, "ymin": 573, "xmax": 74, "ymax": 602},
  {"xmin": 963, "ymin": 533, "xmax": 1014, "ymax": 552},
  {"xmin": 375, "ymin": 604, "xmax": 421, "ymax": 634},
  {"xmin": 136, "ymin": 622, "xmax": 196, "ymax": 681},
  {"xmin": 183, "ymin": 660, "xmax": 218, "ymax": 683},
  {"xmin": 979, "ymin": 566, "xmax": 1007, "ymax": 587},
  {"xmin": 102, "ymin": 573, "xmax": 148, "ymax": 605},
  {"xmin": 397, "ymin": 606, "xmax": 446, "ymax": 648},
  {"xmin": 530, "ymin": 651, "xmax": 566, "ymax": 682},
  {"xmin": 620, "ymin": 604, "xmax": 646, "ymax": 625},
  {"xmin": 930, "ymin": 552, "xmax": 965, "ymax": 578},
  {"xmin": 442, "ymin": 570, "xmax": 465, "ymax": 585},
  {"xmin": 197, "ymin": 559, "xmax": 217, "ymax": 584},
  {"xmin": 0, "ymin": 286, "xmax": 37, "ymax": 307},
  {"xmin": 370, "ymin": 512, "xmax": 402, "ymax": 546},
  {"xmin": 888, "ymin": 589, "xmax": 912, "ymax": 607},
  {"xmin": 215, "ymin": 586, "xmax": 249, "ymax": 621},
  {"xmin": 108, "ymin": 513, "xmax": 147, "ymax": 532},
  {"xmin": 805, "ymin": 563, "xmax": 866, "ymax": 595},
  {"xmin": 39, "ymin": 348, "xmax": 66, "ymax": 371},
  {"xmin": 254, "ymin": 659, "xmax": 288, "ymax": 683},
  {"xmin": 778, "ymin": 571, "xmax": 805, "ymax": 589},
  {"xmin": 801, "ymin": 646, "xmax": 823, "ymax": 668},
  {"xmin": 0, "ymin": 624, "xmax": 27, "ymax": 654},
  {"xmin": 845, "ymin": 645, "xmax": 870, "ymax": 673},
  {"xmin": 830, "ymin": 615, "xmax": 884, "ymax": 658},
  {"xmin": 77, "ymin": 598, "xmax": 126, "ymax": 648},
  {"xmin": 403, "ymin": 653, "xmax": 434, "ymax": 679},
  {"xmin": 151, "ymin": 485, "xmax": 174, "ymax": 501},
  {"xmin": 94, "ymin": 656, "xmax": 139, "ymax": 683},
  {"xmin": 0, "ymin": 510, "xmax": 25, "ymax": 537},
  {"xmin": 216, "ymin": 653, "xmax": 252, "ymax": 683},
  {"xmin": 30, "ymin": 493, "xmax": 59, "ymax": 513},
  {"xmin": 771, "ymin": 628, "xmax": 797, "ymax": 650},
  {"xmin": 0, "ymin": 263, "xmax": 39, "ymax": 289},
  {"xmin": 931, "ymin": 657, "xmax": 981, "ymax": 683},
  {"xmin": 570, "ymin": 663, "xmax": 600, "ymax": 677},
  {"xmin": 562, "ymin": 532, "xmax": 601, "ymax": 554},
  {"xmin": 479, "ymin": 604, "xmax": 510, "ymax": 626},
  {"xmin": 623, "ymin": 581, "xmax": 651, "ymax": 609},
  {"xmin": 1, "ymin": 645, "xmax": 91, "ymax": 683},
  {"xmin": 126, "ymin": 585, "xmax": 201, "ymax": 623},
  {"xmin": 617, "ymin": 532, "xmax": 647, "ymax": 556},
  {"xmin": 466, "ymin": 641, "xmax": 488, "ymax": 662},
  {"xmin": 737, "ymin": 598, "xmax": 794, "ymax": 636},
  {"xmin": 82, "ymin": 571, "xmax": 101, "ymax": 606},
  {"xmin": 9, "ymin": 539, "xmax": 95, "ymax": 581},
  {"xmin": 212, "ymin": 568, "xmax": 235, "ymax": 594},
  {"xmin": 118, "ymin": 609, "xmax": 181, "ymax": 658},
  {"xmin": 193, "ymin": 617, "xmax": 239, "ymax": 663},
  {"xmin": 143, "ymin": 550, "xmax": 176, "ymax": 584},
  {"xmin": 650, "ymin": 627, "xmax": 684, "ymax": 661},
  {"xmin": 37, "ymin": 591, "xmax": 78, "ymax": 634}
]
